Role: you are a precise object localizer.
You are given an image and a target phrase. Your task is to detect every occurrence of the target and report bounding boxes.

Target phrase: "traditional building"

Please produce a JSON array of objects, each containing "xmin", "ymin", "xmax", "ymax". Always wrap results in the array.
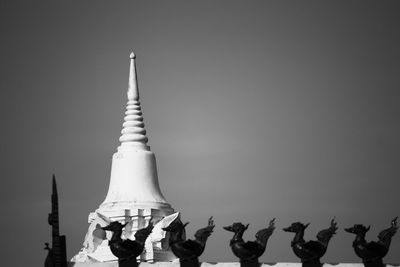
[{"xmin": 72, "ymin": 53, "xmax": 178, "ymax": 263}]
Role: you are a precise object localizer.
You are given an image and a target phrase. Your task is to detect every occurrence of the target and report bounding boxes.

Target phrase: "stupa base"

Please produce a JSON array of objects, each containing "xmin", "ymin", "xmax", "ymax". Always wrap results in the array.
[{"xmin": 72, "ymin": 210, "xmax": 179, "ymax": 263}]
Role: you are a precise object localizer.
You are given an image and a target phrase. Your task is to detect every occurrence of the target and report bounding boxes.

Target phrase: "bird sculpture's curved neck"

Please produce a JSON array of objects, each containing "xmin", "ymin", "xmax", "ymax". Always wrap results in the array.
[
  {"xmin": 109, "ymin": 229, "xmax": 123, "ymax": 243},
  {"xmin": 169, "ymin": 227, "xmax": 186, "ymax": 244},
  {"xmin": 292, "ymin": 229, "xmax": 306, "ymax": 244},
  {"xmin": 353, "ymin": 232, "xmax": 367, "ymax": 244},
  {"xmin": 230, "ymin": 229, "xmax": 246, "ymax": 244}
]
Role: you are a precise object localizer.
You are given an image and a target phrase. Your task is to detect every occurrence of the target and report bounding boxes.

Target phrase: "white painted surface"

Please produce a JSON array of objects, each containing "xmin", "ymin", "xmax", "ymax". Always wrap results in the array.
[
  {"xmin": 100, "ymin": 148, "xmax": 170, "ymax": 209},
  {"xmin": 101, "ymin": 52, "xmax": 171, "ymax": 209},
  {"xmin": 72, "ymin": 53, "xmax": 175, "ymax": 263}
]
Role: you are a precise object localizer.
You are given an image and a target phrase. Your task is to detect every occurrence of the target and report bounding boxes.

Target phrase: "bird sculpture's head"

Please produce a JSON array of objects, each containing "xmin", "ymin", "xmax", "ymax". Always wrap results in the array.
[
  {"xmin": 344, "ymin": 224, "xmax": 370, "ymax": 235},
  {"xmin": 162, "ymin": 218, "xmax": 188, "ymax": 233},
  {"xmin": 223, "ymin": 222, "xmax": 249, "ymax": 233},
  {"xmin": 102, "ymin": 221, "xmax": 128, "ymax": 233},
  {"xmin": 283, "ymin": 222, "xmax": 310, "ymax": 233}
]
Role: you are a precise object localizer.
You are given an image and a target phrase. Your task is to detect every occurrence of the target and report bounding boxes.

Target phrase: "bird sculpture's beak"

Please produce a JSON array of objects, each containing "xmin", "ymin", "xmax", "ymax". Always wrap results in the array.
[
  {"xmin": 101, "ymin": 225, "xmax": 110, "ymax": 231},
  {"xmin": 344, "ymin": 227, "xmax": 353, "ymax": 233},
  {"xmin": 223, "ymin": 225, "xmax": 233, "ymax": 231},
  {"xmin": 282, "ymin": 226, "xmax": 291, "ymax": 232}
]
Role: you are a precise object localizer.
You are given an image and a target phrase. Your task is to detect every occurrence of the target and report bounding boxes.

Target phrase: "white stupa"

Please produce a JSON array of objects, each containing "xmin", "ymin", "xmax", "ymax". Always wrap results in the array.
[{"xmin": 72, "ymin": 52, "xmax": 178, "ymax": 263}]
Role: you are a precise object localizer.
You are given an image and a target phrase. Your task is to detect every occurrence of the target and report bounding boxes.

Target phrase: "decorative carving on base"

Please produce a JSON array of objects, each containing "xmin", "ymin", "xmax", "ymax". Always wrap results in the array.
[{"xmin": 72, "ymin": 211, "xmax": 179, "ymax": 263}]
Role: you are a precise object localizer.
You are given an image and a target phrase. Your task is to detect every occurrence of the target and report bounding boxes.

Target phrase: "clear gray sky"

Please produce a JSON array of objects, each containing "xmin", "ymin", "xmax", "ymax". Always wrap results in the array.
[{"xmin": 1, "ymin": 1, "xmax": 400, "ymax": 266}]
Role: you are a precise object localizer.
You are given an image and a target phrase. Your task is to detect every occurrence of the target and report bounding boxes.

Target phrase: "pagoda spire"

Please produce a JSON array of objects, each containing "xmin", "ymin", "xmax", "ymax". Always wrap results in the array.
[
  {"xmin": 73, "ymin": 52, "xmax": 175, "ymax": 263},
  {"xmin": 128, "ymin": 52, "xmax": 139, "ymax": 101},
  {"xmin": 119, "ymin": 52, "xmax": 148, "ymax": 148}
]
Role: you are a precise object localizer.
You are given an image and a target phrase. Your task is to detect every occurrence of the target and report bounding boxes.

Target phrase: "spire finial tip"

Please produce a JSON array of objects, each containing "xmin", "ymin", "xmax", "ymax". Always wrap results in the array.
[{"xmin": 130, "ymin": 52, "xmax": 136, "ymax": 59}]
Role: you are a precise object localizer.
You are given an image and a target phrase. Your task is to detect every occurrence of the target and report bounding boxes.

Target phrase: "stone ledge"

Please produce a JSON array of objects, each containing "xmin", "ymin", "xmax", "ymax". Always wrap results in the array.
[{"xmin": 68, "ymin": 263, "xmax": 400, "ymax": 267}]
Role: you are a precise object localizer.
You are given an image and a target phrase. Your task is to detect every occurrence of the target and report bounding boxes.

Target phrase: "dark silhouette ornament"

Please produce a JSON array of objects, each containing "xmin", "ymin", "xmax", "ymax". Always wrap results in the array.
[
  {"xmin": 283, "ymin": 218, "xmax": 338, "ymax": 267},
  {"xmin": 162, "ymin": 216, "xmax": 215, "ymax": 267},
  {"xmin": 224, "ymin": 218, "xmax": 275, "ymax": 267},
  {"xmin": 45, "ymin": 175, "xmax": 67, "ymax": 267},
  {"xmin": 102, "ymin": 219, "xmax": 154, "ymax": 267},
  {"xmin": 345, "ymin": 217, "xmax": 398, "ymax": 267}
]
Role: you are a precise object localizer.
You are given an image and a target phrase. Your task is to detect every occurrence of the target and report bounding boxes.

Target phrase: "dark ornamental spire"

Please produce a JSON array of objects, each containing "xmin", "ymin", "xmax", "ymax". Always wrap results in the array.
[{"xmin": 46, "ymin": 174, "xmax": 67, "ymax": 267}]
